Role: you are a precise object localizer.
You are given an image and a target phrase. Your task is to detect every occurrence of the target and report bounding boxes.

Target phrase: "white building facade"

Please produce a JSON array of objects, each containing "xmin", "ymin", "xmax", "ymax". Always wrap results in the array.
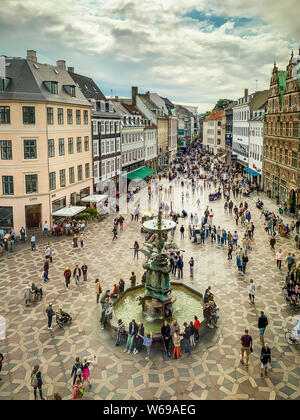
[{"xmin": 248, "ymin": 111, "xmax": 265, "ymax": 188}]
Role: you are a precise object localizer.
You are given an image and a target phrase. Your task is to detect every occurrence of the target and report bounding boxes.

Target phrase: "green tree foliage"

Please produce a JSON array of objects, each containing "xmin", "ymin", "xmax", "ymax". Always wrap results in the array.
[{"xmin": 215, "ymin": 99, "xmax": 233, "ymax": 110}]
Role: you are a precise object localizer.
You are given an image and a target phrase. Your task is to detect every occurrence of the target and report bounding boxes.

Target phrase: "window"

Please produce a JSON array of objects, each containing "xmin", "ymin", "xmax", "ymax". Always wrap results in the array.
[
  {"xmin": 2, "ymin": 176, "xmax": 14, "ymax": 195},
  {"xmin": 101, "ymin": 121, "xmax": 105, "ymax": 134},
  {"xmin": 49, "ymin": 172, "xmax": 56, "ymax": 190},
  {"xmin": 64, "ymin": 85, "xmax": 76, "ymax": 97},
  {"xmin": 93, "ymin": 140, "xmax": 99, "ymax": 157},
  {"xmin": 76, "ymin": 137, "xmax": 82, "ymax": 152},
  {"xmin": 25, "ymin": 174, "xmax": 38, "ymax": 194},
  {"xmin": 110, "ymin": 122, "xmax": 114, "ymax": 133},
  {"xmin": 0, "ymin": 78, "xmax": 10, "ymax": 91},
  {"xmin": 58, "ymin": 108, "xmax": 64, "ymax": 124},
  {"xmin": 92, "ymin": 120, "xmax": 98, "ymax": 135},
  {"xmin": 85, "ymin": 163, "xmax": 90, "ymax": 178},
  {"xmin": 24, "ymin": 139, "xmax": 37, "ymax": 159},
  {"xmin": 285, "ymin": 149, "xmax": 289, "ymax": 165},
  {"xmin": 84, "ymin": 136, "xmax": 89, "ymax": 151},
  {"xmin": 77, "ymin": 165, "xmax": 83, "ymax": 181},
  {"xmin": 93, "ymin": 162, "xmax": 99, "ymax": 178},
  {"xmin": 292, "ymin": 151, "xmax": 297, "ymax": 167},
  {"xmin": 59, "ymin": 169, "xmax": 66, "ymax": 186},
  {"xmin": 0, "ymin": 106, "xmax": 10, "ymax": 124},
  {"xmin": 59, "ymin": 138, "xmax": 65, "ymax": 156},
  {"xmin": 106, "ymin": 140, "xmax": 110, "ymax": 154},
  {"xmin": 68, "ymin": 137, "xmax": 74, "ymax": 154},
  {"xmin": 111, "ymin": 159, "xmax": 114, "ymax": 173},
  {"xmin": 67, "ymin": 109, "xmax": 73, "ymax": 124},
  {"xmin": 44, "ymin": 81, "xmax": 58, "ymax": 94},
  {"xmin": 69, "ymin": 167, "xmax": 75, "ymax": 184},
  {"xmin": 76, "ymin": 110, "xmax": 81, "ymax": 125},
  {"xmin": 101, "ymin": 140, "xmax": 105, "ymax": 155},
  {"xmin": 110, "ymin": 139, "xmax": 115, "ymax": 153},
  {"xmin": 105, "ymin": 122, "xmax": 109, "ymax": 134},
  {"xmin": 84, "ymin": 110, "xmax": 89, "ymax": 124},
  {"xmin": 101, "ymin": 161, "xmax": 105, "ymax": 177},
  {"xmin": 48, "ymin": 139, "xmax": 55, "ymax": 158},
  {"xmin": 116, "ymin": 138, "xmax": 120, "ymax": 152},
  {"xmin": 0, "ymin": 140, "xmax": 12, "ymax": 160},
  {"xmin": 23, "ymin": 107, "xmax": 35, "ymax": 124},
  {"xmin": 106, "ymin": 160, "xmax": 110, "ymax": 174}
]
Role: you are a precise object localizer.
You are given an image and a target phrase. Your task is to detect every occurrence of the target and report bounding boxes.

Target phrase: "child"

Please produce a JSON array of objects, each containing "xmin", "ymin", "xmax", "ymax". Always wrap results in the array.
[{"xmin": 143, "ymin": 333, "xmax": 153, "ymax": 360}]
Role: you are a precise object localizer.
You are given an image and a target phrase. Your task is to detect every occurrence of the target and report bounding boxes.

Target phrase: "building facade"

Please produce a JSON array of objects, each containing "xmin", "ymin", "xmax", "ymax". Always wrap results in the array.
[
  {"xmin": 202, "ymin": 110, "xmax": 224, "ymax": 155},
  {"xmin": 69, "ymin": 72, "xmax": 121, "ymax": 191},
  {"xmin": 248, "ymin": 107, "xmax": 266, "ymax": 188},
  {"xmin": 224, "ymin": 103, "xmax": 234, "ymax": 163},
  {"xmin": 0, "ymin": 51, "xmax": 93, "ymax": 232},
  {"xmin": 263, "ymin": 54, "xmax": 300, "ymax": 211}
]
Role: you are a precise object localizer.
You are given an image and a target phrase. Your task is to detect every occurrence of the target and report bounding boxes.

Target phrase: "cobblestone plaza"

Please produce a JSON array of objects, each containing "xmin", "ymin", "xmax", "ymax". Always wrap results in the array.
[{"xmin": 0, "ymin": 179, "xmax": 299, "ymax": 400}]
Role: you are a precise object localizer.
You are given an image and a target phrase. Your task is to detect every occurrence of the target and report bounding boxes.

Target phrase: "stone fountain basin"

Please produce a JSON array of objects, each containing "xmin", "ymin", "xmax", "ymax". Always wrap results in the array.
[{"xmin": 110, "ymin": 282, "xmax": 205, "ymax": 342}]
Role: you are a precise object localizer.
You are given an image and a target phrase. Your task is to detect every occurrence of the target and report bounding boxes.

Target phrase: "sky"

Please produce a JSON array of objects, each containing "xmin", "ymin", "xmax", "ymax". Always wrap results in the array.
[{"xmin": 0, "ymin": 0, "xmax": 299, "ymax": 112}]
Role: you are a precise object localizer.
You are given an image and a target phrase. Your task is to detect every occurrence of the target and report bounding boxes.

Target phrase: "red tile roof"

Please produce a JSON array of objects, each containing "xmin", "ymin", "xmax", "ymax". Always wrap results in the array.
[{"xmin": 205, "ymin": 110, "xmax": 225, "ymax": 121}]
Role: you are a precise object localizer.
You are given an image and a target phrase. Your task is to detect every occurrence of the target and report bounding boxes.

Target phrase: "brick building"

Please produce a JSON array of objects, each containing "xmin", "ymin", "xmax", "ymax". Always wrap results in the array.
[{"xmin": 263, "ymin": 51, "xmax": 300, "ymax": 213}]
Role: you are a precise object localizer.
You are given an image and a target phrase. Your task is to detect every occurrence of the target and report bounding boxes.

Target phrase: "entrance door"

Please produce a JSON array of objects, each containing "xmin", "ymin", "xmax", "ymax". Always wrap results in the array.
[{"xmin": 25, "ymin": 204, "xmax": 41, "ymax": 228}]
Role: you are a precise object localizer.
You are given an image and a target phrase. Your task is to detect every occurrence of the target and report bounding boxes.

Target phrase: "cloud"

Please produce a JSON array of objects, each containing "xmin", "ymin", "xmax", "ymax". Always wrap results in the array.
[{"xmin": 0, "ymin": 0, "xmax": 298, "ymax": 112}]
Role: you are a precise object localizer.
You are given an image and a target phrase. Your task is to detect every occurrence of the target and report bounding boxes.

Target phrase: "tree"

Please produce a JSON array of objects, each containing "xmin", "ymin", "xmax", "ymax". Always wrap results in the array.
[
  {"xmin": 203, "ymin": 111, "xmax": 211, "ymax": 119},
  {"xmin": 215, "ymin": 99, "xmax": 233, "ymax": 110}
]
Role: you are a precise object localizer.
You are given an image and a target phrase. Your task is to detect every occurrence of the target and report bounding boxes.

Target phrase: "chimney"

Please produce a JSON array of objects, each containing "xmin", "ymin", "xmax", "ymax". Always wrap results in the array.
[
  {"xmin": 26, "ymin": 50, "xmax": 37, "ymax": 63},
  {"xmin": 56, "ymin": 60, "xmax": 66, "ymax": 70},
  {"xmin": 132, "ymin": 86, "xmax": 138, "ymax": 105},
  {"xmin": 244, "ymin": 88, "xmax": 248, "ymax": 97},
  {"xmin": 146, "ymin": 90, "xmax": 150, "ymax": 99},
  {"xmin": 115, "ymin": 96, "xmax": 119, "ymax": 101},
  {"xmin": 68, "ymin": 66, "xmax": 74, "ymax": 73}
]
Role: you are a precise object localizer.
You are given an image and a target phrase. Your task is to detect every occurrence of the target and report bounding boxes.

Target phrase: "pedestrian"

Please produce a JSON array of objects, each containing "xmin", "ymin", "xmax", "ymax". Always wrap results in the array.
[
  {"xmin": 64, "ymin": 266, "xmax": 71, "ymax": 289},
  {"xmin": 112, "ymin": 225, "xmax": 118, "ymax": 241},
  {"xmin": 228, "ymin": 243, "xmax": 233, "ymax": 260},
  {"xmin": 143, "ymin": 332, "xmax": 153, "ymax": 360},
  {"xmin": 118, "ymin": 215, "xmax": 124, "ymax": 231},
  {"xmin": 236, "ymin": 254, "xmax": 242, "ymax": 273},
  {"xmin": 80, "ymin": 233, "xmax": 84, "ymax": 248},
  {"xmin": 161, "ymin": 320, "xmax": 171, "ymax": 357},
  {"xmin": 0, "ymin": 352, "xmax": 3, "ymax": 381},
  {"xmin": 73, "ymin": 264, "xmax": 81, "ymax": 287},
  {"xmin": 180, "ymin": 225, "xmax": 185, "ymax": 239},
  {"xmin": 260, "ymin": 344, "xmax": 271, "ymax": 377},
  {"xmin": 189, "ymin": 321, "xmax": 196, "ymax": 347},
  {"xmin": 81, "ymin": 262, "xmax": 88, "ymax": 281},
  {"xmin": 30, "ymin": 365, "xmax": 44, "ymax": 400},
  {"xmin": 116, "ymin": 319, "xmax": 125, "ymax": 346},
  {"xmin": 95, "ymin": 279, "xmax": 102, "ymax": 304},
  {"xmin": 269, "ymin": 236, "xmax": 276, "ymax": 251},
  {"xmin": 172, "ymin": 328, "xmax": 182, "ymax": 360},
  {"xmin": 43, "ymin": 258, "xmax": 50, "ymax": 283},
  {"xmin": 249, "ymin": 279, "xmax": 255, "ymax": 305},
  {"xmin": 203, "ymin": 302, "xmax": 213, "ymax": 328},
  {"xmin": 71, "ymin": 357, "xmax": 83, "ymax": 386},
  {"xmin": 194, "ymin": 316, "xmax": 200, "ymax": 342},
  {"xmin": 242, "ymin": 253, "xmax": 248, "ymax": 274},
  {"xmin": 124, "ymin": 320, "xmax": 138, "ymax": 354},
  {"xmin": 43, "ymin": 221, "xmax": 49, "ymax": 237},
  {"xmin": 286, "ymin": 253, "xmax": 295, "ymax": 273},
  {"xmin": 133, "ymin": 241, "xmax": 139, "ymax": 260},
  {"xmin": 82, "ymin": 355, "xmax": 97, "ymax": 387},
  {"xmin": 46, "ymin": 303, "xmax": 54, "ymax": 330},
  {"xmin": 101, "ymin": 302, "xmax": 113, "ymax": 329},
  {"xmin": 130, "ymin": 272, "xmax": 136, "ymax": 288},
  {"xmin": 183, "ymin": 322, "xmax": 191, "ymax": 356},
  {"xmin": 177, "ymin": 256, "xmax": 183, "ymax": 279},
  {"xmin": 275, "ymin": 249, "xmax": 283, "ymax": 270},
  {"xmin": 72, "ymin": 233, "xmax": 78, "ymax": 248},
  {"xmin": 119, "ymin": 278, "xmax": 125, "ymax": 293},
  {"xmin": 189, "ymin": 257, "xmax": 194, "ymax": 277},
  {"xmin": 72, "ymin": 377, "xmax": 84, "ymax": 400},
  {"xmin": 20, "ymin": 227, "xmax": 26, "ymax": 243},
  {"xmin": 31, "ymin": 234, "xmax": 36, "ymax": 251},
  {"xmin": 258, "ymin": 311, "xmax": 268, "ymax": 344},
  {"xmin": 240, "ymin": 329, "xmax": 253, "ymax": 367},
  {"xmin": 45, "ymin": 244, "xmax": 52, "ymax": 262}
]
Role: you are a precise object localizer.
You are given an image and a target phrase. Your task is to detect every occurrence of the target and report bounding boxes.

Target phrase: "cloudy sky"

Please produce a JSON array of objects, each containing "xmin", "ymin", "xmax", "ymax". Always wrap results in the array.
[{"xmin": 1, "ymin": 0, "xmax": 299, "ymax": 112}]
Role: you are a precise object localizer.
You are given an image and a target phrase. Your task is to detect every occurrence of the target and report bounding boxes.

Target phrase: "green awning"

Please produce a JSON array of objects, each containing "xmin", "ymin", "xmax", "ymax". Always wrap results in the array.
[{"xmin": 125, "ymin": 166, "xmax": 155, "ymax": 180}]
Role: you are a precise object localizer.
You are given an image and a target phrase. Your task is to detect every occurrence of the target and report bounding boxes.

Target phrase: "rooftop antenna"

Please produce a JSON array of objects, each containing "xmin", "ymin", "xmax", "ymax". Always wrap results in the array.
[
  {"xmin": 110, "ymin": 89, "xmax": 113, "ymax": 98},
  {"xmin": 255, "ymin": 80, "xmax": 258, "ymax": 91}
]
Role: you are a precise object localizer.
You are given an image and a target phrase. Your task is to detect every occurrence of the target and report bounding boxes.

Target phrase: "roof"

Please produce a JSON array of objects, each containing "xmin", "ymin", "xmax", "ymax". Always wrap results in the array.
[
  {"xmin": 205, "ymin": 110, "xmax": 224, "ymax": 121},
  {"xmin": 174, "ymin": 104, "xmax": 194, "ymax": 117},
  {"xmin": 249, "ymin": 90, "xmax": 269, "ymax": 112},
  {"xmin": 161, "ymin": 97, "xmax": 175, "ymax": 109},
  {"xmin": 69, "ymin": 72, "xmax": 106, "ymax": 101},
  {"xmin": 0, "ymin": 57, "xmax": 90, "ymax": 106},
  {"xmin": 110, "ymin": 100, "xmax": 131, "ymax": 116}
]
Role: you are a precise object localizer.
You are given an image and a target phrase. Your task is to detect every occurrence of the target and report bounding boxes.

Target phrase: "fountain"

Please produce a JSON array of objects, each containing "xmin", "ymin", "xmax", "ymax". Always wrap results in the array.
[
  {"xmin": 139, "ymin": 208, "xmax": 177, "ymax": 319},
  {"xmin": 110, "ymin": 205, "xmax": 205, "ymax": 339}
]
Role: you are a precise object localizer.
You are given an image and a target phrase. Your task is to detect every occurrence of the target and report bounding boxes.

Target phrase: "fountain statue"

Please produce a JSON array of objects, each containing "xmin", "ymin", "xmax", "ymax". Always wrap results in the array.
[{"xmin": 139, "ymin": 207, "xmax": 178, "ymax": 319}]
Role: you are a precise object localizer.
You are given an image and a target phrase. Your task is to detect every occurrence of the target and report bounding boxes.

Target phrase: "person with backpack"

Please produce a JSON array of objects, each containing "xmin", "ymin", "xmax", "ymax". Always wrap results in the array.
[
  {"xmin": 30, "ymin": 365, "xmax": 44, "ymax": 400},
  {"xmin": 258, "ymin": 311, "xmax": 268, "ymax": 344},
  {"xmin": 72, "ymin": 377, "xmax": 84, "ymax": 400},
  {"xmin": 71, "ymin": 357, "xmax": 83, "ymax": 386},
  {"xmin": 64, "ymin": 266, "xmax": 72, "ymax": 289}
]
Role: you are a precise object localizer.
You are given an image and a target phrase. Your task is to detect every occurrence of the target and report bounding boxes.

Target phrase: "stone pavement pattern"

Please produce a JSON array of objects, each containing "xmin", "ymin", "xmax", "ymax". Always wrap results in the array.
[{"xmin": 0, "ymin": 181, "xmax": 299, "ymax": 400}]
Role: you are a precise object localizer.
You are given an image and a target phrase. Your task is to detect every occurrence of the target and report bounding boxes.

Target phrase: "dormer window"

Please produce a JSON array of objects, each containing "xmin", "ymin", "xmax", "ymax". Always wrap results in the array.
[
  {"xmin": 0, "ymin": 78, "xmax": 11, "ymax": 91},
  {"xmin": 44, "ymin": 81, "xmax": 58, "ymax": 94},
  {"xmin": 63, "ymin": 85, "xmax": 76, "ymax": 97},
  {"xmin": 123, "ymin": 116, "xmax": 127, "ymax": 125}
]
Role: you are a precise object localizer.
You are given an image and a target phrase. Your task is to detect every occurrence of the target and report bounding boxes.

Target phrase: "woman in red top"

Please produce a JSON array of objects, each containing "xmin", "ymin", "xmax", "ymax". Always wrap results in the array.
[
  {"xmin": 110, "ymin": 284, "xmax": 119, "ymax": 297},
  {"xmin": 194, "ymin": 315, "xmax": 200, "ymax": 342}
]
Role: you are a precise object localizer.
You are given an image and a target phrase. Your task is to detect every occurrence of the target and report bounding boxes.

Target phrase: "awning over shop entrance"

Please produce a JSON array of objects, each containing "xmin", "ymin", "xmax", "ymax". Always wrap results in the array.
[
  {"xmin": 52, "ymin": 206, "xmax": 86, "ymax": 217},
  {"xmin": 243, "ymin": 168, "xmax": 260, "ymax": 176},
  {"xmin": 124, "ymin": 166, "xmax": 155, "ymax": 181},
  {"xmin": 81, "ymin": 194, "xmax": 108, "ymax": 203}
]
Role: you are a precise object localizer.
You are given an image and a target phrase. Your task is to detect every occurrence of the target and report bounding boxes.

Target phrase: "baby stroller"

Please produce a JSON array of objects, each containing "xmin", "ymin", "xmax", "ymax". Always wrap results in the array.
[
  {"xmin": 56, "ymin": 309, "xmax": 72, "ymax": 328},
  {"xmin": 285, "ymin": 316, "xmax": 300, "ymax": 345}
]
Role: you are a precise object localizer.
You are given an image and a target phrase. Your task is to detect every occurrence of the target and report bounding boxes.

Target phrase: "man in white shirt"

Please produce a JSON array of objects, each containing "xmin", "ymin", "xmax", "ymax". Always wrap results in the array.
[
  {"xmin": 43, "ymin": 221, "xmax": 50, "ymax": 237},
  {"xmin": 31, "ymin": 235, "xmax": 36, "ymax": 251},
  {"xmin": 249, "ymin": 279, "xmax": 255, "ymax": 305}
]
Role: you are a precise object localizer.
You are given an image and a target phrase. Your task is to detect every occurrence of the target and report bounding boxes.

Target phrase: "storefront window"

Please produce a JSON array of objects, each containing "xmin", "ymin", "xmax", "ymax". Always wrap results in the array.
[
  {"xmin": 52, "ymin": 197, "xmax": 66, "ymax": 213},
  {"xmin": 0, "ymin": 206, "xmax": 13, "ymax": 228}
]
